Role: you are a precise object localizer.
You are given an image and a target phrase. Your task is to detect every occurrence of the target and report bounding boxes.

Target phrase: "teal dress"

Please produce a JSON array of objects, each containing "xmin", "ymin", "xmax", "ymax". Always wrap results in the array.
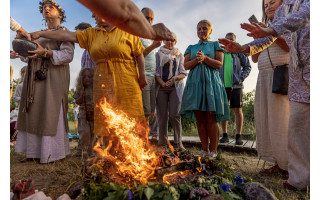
[{"xmin": 180, "ymin": 40, "xmax": 229, "ymax": 122}]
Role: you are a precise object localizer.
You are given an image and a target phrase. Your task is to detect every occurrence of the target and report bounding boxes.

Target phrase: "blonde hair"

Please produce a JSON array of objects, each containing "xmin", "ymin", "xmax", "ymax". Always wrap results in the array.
[
  {"xmin": 197, "ymin": 19, "xmax": 212, "ymax": 30},
  {"xmin": 75, "ymin": 68, "xmax": 94, "ymax": 95}
]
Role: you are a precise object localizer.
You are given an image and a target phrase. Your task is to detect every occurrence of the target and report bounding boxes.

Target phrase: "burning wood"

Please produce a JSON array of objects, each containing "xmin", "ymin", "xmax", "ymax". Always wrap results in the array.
[{"xmin": 90, "ymin": 98, "xmax": 211, "ymax": 185}]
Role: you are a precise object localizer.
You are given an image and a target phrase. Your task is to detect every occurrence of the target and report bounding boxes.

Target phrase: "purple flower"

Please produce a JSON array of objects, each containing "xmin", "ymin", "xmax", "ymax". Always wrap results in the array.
[
  {"xmin": 126, "ymin": 190, "xmax": 133, "ymax": 200},
  {"xmin": 220, "ymin": 168, "xmax": 224, "ymax": 173},
  {"xmin": 234, "ymin": 176, "xmax": 244, "ymax": 184},
  {"xmin": 39, "ymin": 1, "xmax": 42, "ymax": 5},
  {"xmin": 220, "ymin": 184, "xmax": 229, "ymax": 192}
]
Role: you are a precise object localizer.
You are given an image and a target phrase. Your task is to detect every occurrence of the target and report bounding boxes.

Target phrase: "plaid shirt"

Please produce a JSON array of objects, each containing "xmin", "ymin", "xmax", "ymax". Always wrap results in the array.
[{"xmin": 81, "ymin": 50, "xmax": 95, "ymax": 69}]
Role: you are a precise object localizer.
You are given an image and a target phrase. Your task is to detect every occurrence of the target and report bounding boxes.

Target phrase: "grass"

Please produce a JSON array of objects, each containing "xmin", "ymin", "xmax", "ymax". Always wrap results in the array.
[
  {"xmin": 68, "ymin": 120, "xmax": 77, "ymax": 135},
  {"xmin": 10, "ymin": 141, "xmax": 309, "ymax": 199}
]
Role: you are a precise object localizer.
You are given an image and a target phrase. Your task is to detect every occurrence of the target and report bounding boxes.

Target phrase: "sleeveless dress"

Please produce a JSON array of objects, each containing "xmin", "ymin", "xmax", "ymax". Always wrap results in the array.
[{"xmin": 180, "ymin": 40, "xmax": 229, "ymax": 122}]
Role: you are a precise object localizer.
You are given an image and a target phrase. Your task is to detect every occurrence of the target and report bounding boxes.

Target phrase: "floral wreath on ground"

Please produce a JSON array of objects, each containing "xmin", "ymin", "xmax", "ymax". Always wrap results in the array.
[{"xmin": 39, "ymin": 0, "xmax": 66, "ymax": 23}]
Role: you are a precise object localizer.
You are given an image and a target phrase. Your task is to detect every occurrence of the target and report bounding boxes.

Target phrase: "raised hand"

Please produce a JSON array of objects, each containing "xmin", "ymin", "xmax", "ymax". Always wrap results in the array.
[
  {"xmin": 152, "ymin": 23, "xmax": 174, "ymax": 41},
  {"xmin": 30, "ymin": 31, "xmax": 42, "ymax": 41},
  {"xmin": 16, "ymin": 28, "xmax": 31, "ymax": 41},
  {"xmin": 152, "ymin": 40, "xmax": 162, "ymax": 48},
  {"xmin": 218, "ymin": 38, "xmax": 246, "ymax": 53},
  {"xmin": 240, "ymin": 22, "xmax": 276, "ymax": 38}
]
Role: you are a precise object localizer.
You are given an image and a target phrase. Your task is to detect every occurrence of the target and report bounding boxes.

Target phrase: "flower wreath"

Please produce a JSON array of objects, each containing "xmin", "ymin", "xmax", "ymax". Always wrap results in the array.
[{"xmin": 39, "ymin": 0, "xmax": 66, "ymax": 23}]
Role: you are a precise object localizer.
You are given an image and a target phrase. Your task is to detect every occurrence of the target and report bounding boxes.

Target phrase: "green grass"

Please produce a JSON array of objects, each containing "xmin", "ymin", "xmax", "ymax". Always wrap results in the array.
[{"xmin": 68, "ymin": 120, "xmax": 76, "ymax": 135}]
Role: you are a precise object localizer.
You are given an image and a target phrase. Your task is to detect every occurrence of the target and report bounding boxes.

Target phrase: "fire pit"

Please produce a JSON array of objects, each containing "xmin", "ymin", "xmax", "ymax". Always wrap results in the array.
[{"xmin": 79, "ymin": 98, "xmax": 255, "ymax": 199}]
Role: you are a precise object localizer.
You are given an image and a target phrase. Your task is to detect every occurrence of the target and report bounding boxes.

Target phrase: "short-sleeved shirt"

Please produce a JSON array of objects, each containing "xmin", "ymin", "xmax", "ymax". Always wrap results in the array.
[{"xmin": 140, "ymin": 38, "xmax": 156, "ymax": 77}]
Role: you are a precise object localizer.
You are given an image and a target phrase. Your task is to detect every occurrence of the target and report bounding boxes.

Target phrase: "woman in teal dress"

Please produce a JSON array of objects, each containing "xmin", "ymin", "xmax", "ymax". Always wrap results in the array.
[{"xmin": 180, "ymin": 20, "xmax": 229, "ymax": 159}]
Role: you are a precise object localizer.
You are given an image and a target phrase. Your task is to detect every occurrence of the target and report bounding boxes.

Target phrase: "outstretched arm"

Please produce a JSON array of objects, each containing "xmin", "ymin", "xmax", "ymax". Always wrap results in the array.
[
  {"xmin": 77, "ymin": 0, "xmax": 174, "ymax": 41},
  {"xmin": 31, "ymin": 30, "xmax": 78, "ymax": 43}
]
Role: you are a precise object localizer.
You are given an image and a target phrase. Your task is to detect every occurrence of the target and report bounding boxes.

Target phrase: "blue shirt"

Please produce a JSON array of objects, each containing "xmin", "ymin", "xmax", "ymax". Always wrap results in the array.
[{"xmin": 140, "ymin": 38, "xmax": 156, "ymax": 76}]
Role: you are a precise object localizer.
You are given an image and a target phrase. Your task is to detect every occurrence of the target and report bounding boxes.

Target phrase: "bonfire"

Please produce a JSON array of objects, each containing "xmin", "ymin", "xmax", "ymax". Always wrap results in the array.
[{"xmin": 81, "ymin": 97, "xmax": 252, "ymax": 200}]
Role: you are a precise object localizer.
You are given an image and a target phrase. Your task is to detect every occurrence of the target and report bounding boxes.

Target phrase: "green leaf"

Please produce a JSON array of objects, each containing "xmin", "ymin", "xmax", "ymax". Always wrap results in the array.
[{"xmin": 144, "ymin": 187, "xmax": 155, "ymax": 200}]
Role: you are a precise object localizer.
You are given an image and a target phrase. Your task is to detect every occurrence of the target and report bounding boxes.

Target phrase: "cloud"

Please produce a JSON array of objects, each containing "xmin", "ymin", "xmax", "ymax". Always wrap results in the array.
[{"xmin": 10, "ymin": 0, "xmax": 263, "ymax": 92}]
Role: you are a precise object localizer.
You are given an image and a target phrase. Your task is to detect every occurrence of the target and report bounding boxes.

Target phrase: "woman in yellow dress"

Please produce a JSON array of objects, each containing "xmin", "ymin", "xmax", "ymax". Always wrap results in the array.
[{"xmin": 31, "ymin": 14, "xmax": 147, "ymax": 137}]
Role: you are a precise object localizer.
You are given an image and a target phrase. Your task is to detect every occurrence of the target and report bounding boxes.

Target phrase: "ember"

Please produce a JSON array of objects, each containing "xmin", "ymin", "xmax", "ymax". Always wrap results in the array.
[{"xmin": 163, "ymin": 170, "xmax": 193, "ymax": 184}]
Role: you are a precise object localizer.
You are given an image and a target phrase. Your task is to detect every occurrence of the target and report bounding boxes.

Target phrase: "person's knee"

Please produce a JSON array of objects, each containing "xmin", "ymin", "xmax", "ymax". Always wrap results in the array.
[{"xmin": 233, "ymin": 108, "xmax": 243, "ymax": 115}]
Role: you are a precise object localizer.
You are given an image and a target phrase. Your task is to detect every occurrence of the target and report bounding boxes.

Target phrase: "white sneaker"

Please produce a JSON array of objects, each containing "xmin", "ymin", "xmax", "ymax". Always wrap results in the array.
[
  {"xmin": 197, "ymin": 150, "xmax": 208, "ymax": 157},
  {"xmin": 208, "ymin": 151, "xmax": 217, "ymax": 160}
]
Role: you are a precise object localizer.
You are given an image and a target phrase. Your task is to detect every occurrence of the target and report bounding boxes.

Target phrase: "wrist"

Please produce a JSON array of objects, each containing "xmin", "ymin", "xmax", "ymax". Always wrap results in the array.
[{"xmin": 43, "ymin": 48, "xmax": 48, "ymax": 57}]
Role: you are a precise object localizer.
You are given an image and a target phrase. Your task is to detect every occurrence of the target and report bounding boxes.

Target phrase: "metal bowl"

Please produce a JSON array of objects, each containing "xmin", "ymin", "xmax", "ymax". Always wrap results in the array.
[{"xmin": 12, "ymin": 39, "xmax": 37, "ymax": 57}]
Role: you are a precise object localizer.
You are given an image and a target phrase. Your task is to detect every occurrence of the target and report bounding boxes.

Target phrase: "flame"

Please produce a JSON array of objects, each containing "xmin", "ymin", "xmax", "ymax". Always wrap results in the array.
[
  {"xmin": 196, "ymin": 157, "xmax": 202, "ymax": 172},
  {"xmin": 93, "ymin": 98, "xmax": 160, "ymax": 184},
  {"xmin": 164, "ymin": 136, "xmax": 175, "ymax": 153},
  {"xmin": 163, "ymin": 170, "xmax": 192, "ymax": 184}
]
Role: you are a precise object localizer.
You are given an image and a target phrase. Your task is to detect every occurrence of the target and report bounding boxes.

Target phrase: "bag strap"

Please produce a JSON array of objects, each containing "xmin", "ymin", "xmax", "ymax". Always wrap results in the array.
[{"xmin": 266, "ymin": 48, "xmax": 275, "ymax": 70}]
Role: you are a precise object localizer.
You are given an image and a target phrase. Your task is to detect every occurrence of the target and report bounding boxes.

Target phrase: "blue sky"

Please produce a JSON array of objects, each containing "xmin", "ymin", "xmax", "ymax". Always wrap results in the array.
[{"xmin": 10, "ymin": 0, "xmax": 262, "ymax": 92}]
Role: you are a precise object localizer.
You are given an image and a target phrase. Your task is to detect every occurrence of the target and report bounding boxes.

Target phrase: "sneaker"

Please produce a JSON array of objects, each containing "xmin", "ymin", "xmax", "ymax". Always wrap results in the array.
[
  {"xmin": 208, "ymin": 152, "xmax": 217, "ymax": 160},
  {"xmin": 235, "ymin": 134, "xmax": 243, "ymax": 145},
  {"xmin": 219, "ymin": 133, "xmax": 229, "ymax": 143},
  {"xmin": 197, "ymin": 150, "xmax": 208, "ymax": 157}
]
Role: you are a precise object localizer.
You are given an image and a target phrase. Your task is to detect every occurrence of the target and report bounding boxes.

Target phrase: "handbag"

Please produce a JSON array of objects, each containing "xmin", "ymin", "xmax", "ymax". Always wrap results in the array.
[
  {"xmin": 266, "ymin": 48, "xmax": 289, "ymax": 95},
  {"xmin": 35, "ymin": 58, "xmax": 49, "ymax": 81}
]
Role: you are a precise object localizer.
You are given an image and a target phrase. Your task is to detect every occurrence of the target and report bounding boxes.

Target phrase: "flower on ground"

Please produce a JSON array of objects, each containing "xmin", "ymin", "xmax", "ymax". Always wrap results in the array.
[
  {"xmin": 220, "ymin": 184, "xmax": 232, "ymax": 192},
  {"xmin": 220, "ymin": 168, "xmax": 224, "ymax": 173},
  {"xmin": 126, "ymin": 189, "xmax": 133, "ymax": 200},
  {"xmin": 234, "ymin": 176, "xmax": 244, "ymax": 184}
]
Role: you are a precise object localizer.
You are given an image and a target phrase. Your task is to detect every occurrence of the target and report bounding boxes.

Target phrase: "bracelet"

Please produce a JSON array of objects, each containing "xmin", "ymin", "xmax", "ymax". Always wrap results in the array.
[{"xmin": 43, "ymin": 48, "xmax": 48, "ymax": 58}]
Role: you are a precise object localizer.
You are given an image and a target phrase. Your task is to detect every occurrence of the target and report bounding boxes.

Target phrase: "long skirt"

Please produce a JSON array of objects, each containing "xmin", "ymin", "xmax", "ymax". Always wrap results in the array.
[{"xmin": 15, "ymin": 104, "xmax": 70, "ymax": 163}]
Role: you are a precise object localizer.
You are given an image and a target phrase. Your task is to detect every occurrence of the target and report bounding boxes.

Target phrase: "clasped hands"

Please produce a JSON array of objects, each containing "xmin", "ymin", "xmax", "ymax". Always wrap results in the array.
[
  {"xmin": 161, "ymin": 77, "xmax": 176, "ymax": 88},
  {"xmin": 196, "ymin": 49, "xmax": 206, "ymax": 64}
]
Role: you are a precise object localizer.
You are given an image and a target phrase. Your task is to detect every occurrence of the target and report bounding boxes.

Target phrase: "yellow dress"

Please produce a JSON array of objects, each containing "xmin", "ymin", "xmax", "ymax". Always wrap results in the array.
[{"xmin": 76, "ymin": 27, "xmax": 145, "ymax": 136}]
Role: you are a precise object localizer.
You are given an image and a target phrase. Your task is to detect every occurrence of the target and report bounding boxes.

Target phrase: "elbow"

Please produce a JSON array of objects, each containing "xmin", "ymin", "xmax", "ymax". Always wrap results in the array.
[{"xmin": 216, "ymin": 62, "xmax": 223, "ymax": 69}]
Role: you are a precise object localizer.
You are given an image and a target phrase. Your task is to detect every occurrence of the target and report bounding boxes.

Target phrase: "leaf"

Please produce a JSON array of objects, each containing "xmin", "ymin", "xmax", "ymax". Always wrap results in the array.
[
  {"xmin": 228, "ymin": 192, "xmax": 243, "ymax": 200},
  {"xmin": 163, "ymin": 193, "xmax": 174, "ymax": 200},
  {"xmin": 144, "ymin": 187, "xmax": 155, "ymax": 200}
]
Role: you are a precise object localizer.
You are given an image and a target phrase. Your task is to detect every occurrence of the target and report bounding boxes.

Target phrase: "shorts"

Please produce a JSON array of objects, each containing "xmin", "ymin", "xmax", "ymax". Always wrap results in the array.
[{"xmin": 225, "ymin": 88, "xmax": 243, "ymax": 108}]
